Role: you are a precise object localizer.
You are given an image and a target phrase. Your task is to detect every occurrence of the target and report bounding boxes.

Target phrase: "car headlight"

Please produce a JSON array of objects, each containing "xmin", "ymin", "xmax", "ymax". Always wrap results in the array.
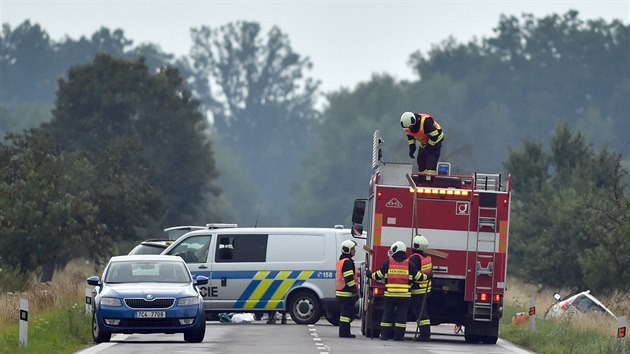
[
  {"xmin": 101, "ymin": 297, "xmax": 122, "ymax": 307},
  {"xmin": 178, "ymin": 296, "xmax": 200, "ymax": 306}
]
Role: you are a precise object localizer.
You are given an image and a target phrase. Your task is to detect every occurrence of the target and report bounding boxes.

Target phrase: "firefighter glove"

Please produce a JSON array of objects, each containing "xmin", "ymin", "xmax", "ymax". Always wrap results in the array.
[
  {"xmin": 408, "ymin": 144, "xmax": 416, "ymax": 159},
  {"xmin": 352, "ymin": 293, "xmax": 359, "ymax": 302},
  {"xmin": 365, "ymin": 269, "xmax": 372, "ymax": 279}
]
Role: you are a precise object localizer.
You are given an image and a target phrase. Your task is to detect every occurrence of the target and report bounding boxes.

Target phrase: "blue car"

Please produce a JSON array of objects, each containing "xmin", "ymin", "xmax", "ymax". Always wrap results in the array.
[{"xmin": 87, "ymin": 255, "xmax": 209, "ymax": 343}]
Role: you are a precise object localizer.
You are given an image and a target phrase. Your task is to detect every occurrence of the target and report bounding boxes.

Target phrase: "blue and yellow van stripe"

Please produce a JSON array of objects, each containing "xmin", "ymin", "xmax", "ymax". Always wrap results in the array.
[
  {"xmin": 234, "ymin": 270, "xmax": 316, "ymax": 309},
  {"xmin": 191, "ymin": 270, "xmax": 332, "ymax": 309}
]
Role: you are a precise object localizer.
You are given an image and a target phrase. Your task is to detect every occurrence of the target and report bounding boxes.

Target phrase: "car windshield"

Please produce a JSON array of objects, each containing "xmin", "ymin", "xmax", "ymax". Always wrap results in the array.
[
  {"xmin": 572, "ymin": 295, "xmax": 607, "ymax": 314},
  {"xmin": 105, "ymin": 260, "xmax": 191, "ymax": 283}
]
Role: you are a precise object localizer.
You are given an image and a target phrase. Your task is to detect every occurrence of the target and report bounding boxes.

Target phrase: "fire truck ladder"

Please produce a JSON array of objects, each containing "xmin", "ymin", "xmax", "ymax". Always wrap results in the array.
[{"xmin": 472, "ymin": 173, "xmax": 500, "ymax": 322}]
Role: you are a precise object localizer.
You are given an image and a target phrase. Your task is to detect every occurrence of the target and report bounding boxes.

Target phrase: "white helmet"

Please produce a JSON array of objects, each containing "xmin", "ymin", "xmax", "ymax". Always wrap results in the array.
[
  {"xmin": 412, "ymin": 235, "xmax": 429, "ymax": 251},
  {"xmin": 390, "ymin": 241, "xmax": 406, "ymax": 255},
  {"xmin": 400, "ymin": 112, "xmax": 417, "ymax": 128},
  {"xmin": 340, "ymin": 239, "xmax": 357, "ymax": 254}
]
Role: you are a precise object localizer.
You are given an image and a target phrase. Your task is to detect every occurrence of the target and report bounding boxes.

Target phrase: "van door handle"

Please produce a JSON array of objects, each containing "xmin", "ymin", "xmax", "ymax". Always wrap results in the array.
[
  {"xmin": 221, "ymin": 277, "xmax": 227, "ymax": 286},
  {"xmin": 198, "ymin": 265, "xmax": 208, "ymax": 269}
]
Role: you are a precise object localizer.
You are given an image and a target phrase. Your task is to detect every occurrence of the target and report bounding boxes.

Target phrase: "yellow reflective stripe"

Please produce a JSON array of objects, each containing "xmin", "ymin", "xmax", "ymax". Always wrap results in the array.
[
  {"xmin": 340, "ymin": 316, "xmax": 351, "ymax": 323},
  {"xmin": 411, "ymin": 289, "xmax": 427, "ymax": 294},
  {"xmin": 297, "ymin": 271, "xmax": 313, "ymax": 280},
  {"xmin": 387, "ymin": 284, "xmax": 410, "ymax": 289},
  {"xmin": 421, "ymin": 264, "xmax": 432, "ymax": 271},
  {"xmin": 264, "ymin": 271, "xmax": 292, "ymax": 309},
  {"xmin": 342, "ymin": 270, "xmax": 354, "ymax": 277},
  {"xmin": 244, "ymin": 271, "xmax": 271, "ymax": 308},
  {"xmin": 428, "ymin": 132, "xmax": 444, "ymax": 145},
  {"xmin": 408, "ymin": 139, "xmax": 415, "ymax": 145},
  {"xmin": 428, "ymin": 130, "xmax": 440, "ymax": 137},
  {"xmin": 418, "ymin": 319, "xmax": 430, "ymax": 326},
  {"xmin": 336, "ymin": 291, "xmax": 353, "ymax": 297},
  {"xmin": 380, "ymin": 322, "xmax": 393, "ymax": 327},
  {"xmin": 422, "ymin": 169, "xmax": 437, "ymax": 174},
  {"xmin": 395, "ymin": 323, "xmax": 407, "ymax": 328},
  {"xmin": 347, "ymin": 280, "xmax": 356, "ymax": 287},
  {"xmin": 385, "ymin": 292, "xmax": 411, "ymax": 298}
]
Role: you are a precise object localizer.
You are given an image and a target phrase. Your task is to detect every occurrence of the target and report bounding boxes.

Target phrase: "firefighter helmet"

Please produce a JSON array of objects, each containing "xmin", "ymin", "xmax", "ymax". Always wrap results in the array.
[
  {"xmin": 390, "ymin": 241, "xmax": 406, "ymax": 255},
  {"xmin": 412, "ymin": 235, "xmax": 429, "ymax": 251},
  {"xmin": 340, "ymin": 239, "xmax": 357, "ymax": 254},
  {"xmin": 400, "ymin": 112, "xmax": 417, "ymax": 128}
]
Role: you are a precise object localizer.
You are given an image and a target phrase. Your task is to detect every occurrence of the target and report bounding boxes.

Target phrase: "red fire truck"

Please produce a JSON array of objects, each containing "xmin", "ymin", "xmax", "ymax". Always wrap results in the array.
[{"xmin": 352, "ymin": 131, "xmax": 512, "ymax": 344}]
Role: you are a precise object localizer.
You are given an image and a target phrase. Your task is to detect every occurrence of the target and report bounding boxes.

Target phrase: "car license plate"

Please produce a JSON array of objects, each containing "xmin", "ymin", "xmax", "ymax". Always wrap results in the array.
[{"xmin": 135, "ymin": 311, "xmax": 166, "ymax": 318}]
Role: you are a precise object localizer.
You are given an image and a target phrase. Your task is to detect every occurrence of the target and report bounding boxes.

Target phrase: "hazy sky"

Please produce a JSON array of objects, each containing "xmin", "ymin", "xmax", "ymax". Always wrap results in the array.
[{"xmin": 2, "ymin": 0, "xmax": 628, "ymax": 94}]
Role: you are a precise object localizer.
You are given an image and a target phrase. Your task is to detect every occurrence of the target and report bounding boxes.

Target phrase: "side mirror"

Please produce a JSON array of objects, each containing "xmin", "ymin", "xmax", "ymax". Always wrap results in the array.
[
  {"xmin": 352, "ymin": 199, "xmax": 367, "ymax": 225},
  {"xmin": 553, "ymin": 293, "xmax": 562, "ymax": 301},
  {"xmin": 352, "ymin": 224, "xmax": 364, "ymax": 237},
  {"xmin": 195, "ymin": 275, "xmax": 209, "ymax": 286},
  {"xmin": 87, "ymin": 276, "xmax": 100, "ymax": 286}
]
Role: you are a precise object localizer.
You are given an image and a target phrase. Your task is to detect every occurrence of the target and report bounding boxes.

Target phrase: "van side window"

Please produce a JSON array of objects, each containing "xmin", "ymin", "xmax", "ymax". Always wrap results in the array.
[
  {"xmin": 216, "ymin": 234, "xmax": 268, "ymax": 262},
  {"xmin": 167, "ymin": 235, "xmax": 212, "ymax": 263}
]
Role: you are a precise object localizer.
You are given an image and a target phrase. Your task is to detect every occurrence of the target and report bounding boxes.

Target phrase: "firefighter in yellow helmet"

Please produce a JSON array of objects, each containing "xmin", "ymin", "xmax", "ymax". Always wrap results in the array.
[
  {"xmin": 335, "ymin": 239, "xmax": 359, "ymax": 338},
  {"xmin": 367, "ymin": 241, "xmax": 426, "ymax": 341},
  {"xmin": 408, "ymin": 234, "xmax": 433, "ymax": 341},
  {"xmin": 400, "ymin": 112, "xmax": 444, "ymax": 174}
]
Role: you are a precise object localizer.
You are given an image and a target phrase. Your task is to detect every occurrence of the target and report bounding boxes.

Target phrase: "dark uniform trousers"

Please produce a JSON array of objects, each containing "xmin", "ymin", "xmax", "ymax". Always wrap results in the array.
[
  {"xmin": 410, "ymin": 293, "xmax": 431, "ymax": 340},
  {"xmin": 417, "ymin": 142, "xmax": 442, "ymax": 173},
  {"xmin": 381, "ymin": 296, "xmax": 409, "ymax": 341},
  {"xmin": 338, "ymin": 296, "xmax": 356, "ymax": 337}
]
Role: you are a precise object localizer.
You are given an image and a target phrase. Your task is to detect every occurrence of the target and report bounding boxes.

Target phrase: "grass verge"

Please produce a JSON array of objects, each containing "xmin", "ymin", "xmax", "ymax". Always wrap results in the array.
[
  {"xmin": 0, "ymin": 295, "xmax": 92, "ymax": 354},
  {"xmin": 500, "ymin": 278, "xmax": 627, "ymax": 354}
]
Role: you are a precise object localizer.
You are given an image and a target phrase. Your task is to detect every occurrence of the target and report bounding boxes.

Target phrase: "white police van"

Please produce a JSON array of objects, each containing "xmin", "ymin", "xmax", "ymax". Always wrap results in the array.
[{"xmin": 161, "ymin": 225, "xmax": 365, "ymax": 324}]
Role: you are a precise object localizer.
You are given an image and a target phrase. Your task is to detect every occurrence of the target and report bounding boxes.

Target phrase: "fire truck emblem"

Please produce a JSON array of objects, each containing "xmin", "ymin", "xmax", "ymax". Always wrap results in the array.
[
  {"xmin": 385, "ymin": 198, "xmax": 403, "ymax": 208},
  {"xmin": 456, "ymin": 201, "xmax": 469, "ymax": 215}
]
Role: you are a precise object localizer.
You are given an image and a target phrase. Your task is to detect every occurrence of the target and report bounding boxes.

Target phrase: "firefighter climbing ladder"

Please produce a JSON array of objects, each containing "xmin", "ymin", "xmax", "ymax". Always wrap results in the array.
[{"xmin": 472, "ymin": 172, "xmax": 501, "ymax": 322}]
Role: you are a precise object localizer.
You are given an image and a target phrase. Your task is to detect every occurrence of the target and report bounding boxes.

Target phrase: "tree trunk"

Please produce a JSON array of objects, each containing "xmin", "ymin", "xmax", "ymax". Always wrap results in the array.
[{"xmin": 40, "ymin": 257, "xmax": 56, "ymax": 283}]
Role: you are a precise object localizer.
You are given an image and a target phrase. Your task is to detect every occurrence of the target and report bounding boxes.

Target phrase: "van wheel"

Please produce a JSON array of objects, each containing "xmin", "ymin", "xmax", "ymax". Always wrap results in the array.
[{"xmin": 288, "ymin": 290, "xmax": 321, "ymax": 324}]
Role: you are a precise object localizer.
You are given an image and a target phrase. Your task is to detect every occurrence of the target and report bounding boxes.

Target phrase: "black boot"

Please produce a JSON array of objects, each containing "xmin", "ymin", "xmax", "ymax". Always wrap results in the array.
[
  {"xmin": 393, "ymin": 326, "xmax": 406, "ymax": 341},
  {"xmin": 339, "ymin": 322, "xmax": 356, "ymax": 338},
  {"xmin": 380, "ymin": 326, "xmax": 392, "ymax": 340}
]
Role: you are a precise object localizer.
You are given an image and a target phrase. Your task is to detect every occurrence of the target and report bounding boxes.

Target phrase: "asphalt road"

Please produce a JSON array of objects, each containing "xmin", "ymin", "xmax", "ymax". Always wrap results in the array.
[{"xmin": 76, "ymin": 319, "xmax": 534, "ymax": 354}]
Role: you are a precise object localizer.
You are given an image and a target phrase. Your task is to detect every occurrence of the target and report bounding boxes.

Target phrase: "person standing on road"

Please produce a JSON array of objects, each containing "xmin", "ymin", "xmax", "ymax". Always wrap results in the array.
[
  {"xmin": 400, "ymin": 112, "xmax": 444, "ymax": 174},
  {"xmin": 408, "ymin": 235, "xmax": 433, "ymax": 341},
  {"xmin": 335, "ymin": 239, "xmax": 359, "ymax": 338},
  {"xmin": 367, "ymin": 241, "xmax": 425, "ymax": 341},
  {"xmin": 265, "ymin": 310, "xmax": 287, "ymax": 324}
]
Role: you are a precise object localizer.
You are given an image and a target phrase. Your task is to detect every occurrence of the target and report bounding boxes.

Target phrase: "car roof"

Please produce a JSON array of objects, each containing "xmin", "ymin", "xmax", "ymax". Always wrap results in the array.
[{"xmin": 110, "ymin": 255, "xmax": 184, "ymax": 262}]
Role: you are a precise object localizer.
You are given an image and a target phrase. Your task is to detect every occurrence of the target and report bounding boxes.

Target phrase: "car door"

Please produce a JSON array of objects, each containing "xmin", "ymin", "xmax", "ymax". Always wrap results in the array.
[{"xmin": 164, "ymin": 233, "xmax": 214, "ymax": 308}]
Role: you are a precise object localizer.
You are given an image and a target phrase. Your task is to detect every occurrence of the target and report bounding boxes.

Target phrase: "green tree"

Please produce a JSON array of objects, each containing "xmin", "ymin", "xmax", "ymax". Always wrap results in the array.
[
  {"xmin": 290, "ymin": 75, "xmax": 405, "ymax": 226},
  {"xmin": 0, "ymin": 129, "xmax": 103, "ymax": 281},
  {"xmin": 187, "ymin": 21, "xmax": 320, "ymax": 225},
  {"xmin": 504, "ymin": 124, "xmax": 630, "ymax": 291},
  {"xmin": 408, "ymin": 11, "xmax": 630, "ymax": 168},
  {"xmin": 47, "ymin": 54, "xmax": 220, "ymax": 229}
]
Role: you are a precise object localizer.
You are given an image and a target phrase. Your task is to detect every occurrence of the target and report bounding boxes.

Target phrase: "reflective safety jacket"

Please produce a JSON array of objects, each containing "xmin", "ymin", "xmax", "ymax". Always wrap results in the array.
[
  {"xmin": 404, "ymin": 113, "xmax": 444, "ymax": 148},
  {"xmin": 372, "ymin": 253, "xmax": 424, "ymax": 298},
  {"xmin": 408, "ymin": 252, "xmax": 433, "ymax": 295},
  {"xmin": 335, "ymin": 255, "xmax": 358, "ymax": 297}
]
